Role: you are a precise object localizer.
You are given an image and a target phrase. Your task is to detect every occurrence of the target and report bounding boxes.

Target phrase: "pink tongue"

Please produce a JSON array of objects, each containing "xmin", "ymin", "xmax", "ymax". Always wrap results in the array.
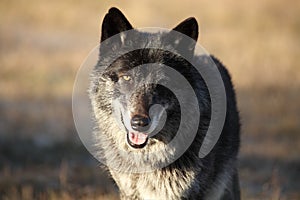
[{"xmin": 129, "ymin": 132, "xmax": 148, "ymax": 145}]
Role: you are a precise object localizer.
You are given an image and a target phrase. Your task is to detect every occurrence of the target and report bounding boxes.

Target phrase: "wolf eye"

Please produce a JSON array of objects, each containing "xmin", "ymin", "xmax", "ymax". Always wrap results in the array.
[{"xmin": 122, "ymin": 75, "xmax": 131, "ymax": 81}]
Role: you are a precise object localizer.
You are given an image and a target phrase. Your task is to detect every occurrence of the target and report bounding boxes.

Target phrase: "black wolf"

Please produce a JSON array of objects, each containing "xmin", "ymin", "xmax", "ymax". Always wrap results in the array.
[{"xmin": 89, "ymin": 7, "xmax": 240, "ymax": 200}]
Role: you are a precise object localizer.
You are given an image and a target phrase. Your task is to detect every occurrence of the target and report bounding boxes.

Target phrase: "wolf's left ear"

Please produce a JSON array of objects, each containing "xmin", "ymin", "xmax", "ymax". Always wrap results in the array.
[
  {"xmin": 173, "ymin": 17, "xmax": 198, "ymax": 42},
  {"xmin": 169, "ymin": 17, "xmax": 198, "ymax": 58},
  {"xmin": 101, "ymin": 7, "xmax": 133, "ymax": 42}
]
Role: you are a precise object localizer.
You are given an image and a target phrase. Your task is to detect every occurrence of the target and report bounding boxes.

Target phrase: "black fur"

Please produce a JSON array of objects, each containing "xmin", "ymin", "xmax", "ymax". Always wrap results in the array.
[{"xmin": 89, "ymin": 7, "xmax": 241, "ymax": 199}]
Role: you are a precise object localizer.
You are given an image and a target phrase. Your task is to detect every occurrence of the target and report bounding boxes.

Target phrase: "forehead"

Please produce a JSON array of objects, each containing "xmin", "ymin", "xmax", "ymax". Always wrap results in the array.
[
  {"xmin": 100, "ymin": 30, "xmax": 192, "ymax": 78},
  {"xmin": 108, "ymin": 48, "xmax": 166, "ymax": 73}
]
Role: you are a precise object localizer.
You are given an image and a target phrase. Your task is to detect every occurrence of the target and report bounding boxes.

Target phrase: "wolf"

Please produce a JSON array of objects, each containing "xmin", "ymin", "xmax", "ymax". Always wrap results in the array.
[{"xmin": 89, "ymin": 7, "xmax": 240, "ymax": 200}]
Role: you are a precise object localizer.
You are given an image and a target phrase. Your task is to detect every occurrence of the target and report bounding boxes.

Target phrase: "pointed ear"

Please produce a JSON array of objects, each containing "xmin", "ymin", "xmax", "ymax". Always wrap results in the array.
[
  {"xmin": 173, "ymin": 17, "xmax": 198, "ymax": 42},
  {"xmin": 101, "ymin": 7, "xmax": 133, "ymax": 42}
]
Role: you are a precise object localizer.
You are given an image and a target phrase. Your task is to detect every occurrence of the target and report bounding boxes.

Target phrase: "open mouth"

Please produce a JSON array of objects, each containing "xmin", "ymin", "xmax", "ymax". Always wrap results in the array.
[
  {"xmin": 127, "ymin": 131, "xmax": 148, "ymax": 149},
  {"xmin": 120, "ymin": 109, "xmax": 166, "ymax": 149},
  {"xmin": 120, "ymin": 112, "xmax": 150, "ymax": 149}
]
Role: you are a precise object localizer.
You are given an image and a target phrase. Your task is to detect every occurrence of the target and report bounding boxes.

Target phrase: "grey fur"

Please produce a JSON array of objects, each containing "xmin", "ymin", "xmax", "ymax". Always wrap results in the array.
[{"xmin": 89, "ymin": 7, "xmax": 240, "ymax": 200}]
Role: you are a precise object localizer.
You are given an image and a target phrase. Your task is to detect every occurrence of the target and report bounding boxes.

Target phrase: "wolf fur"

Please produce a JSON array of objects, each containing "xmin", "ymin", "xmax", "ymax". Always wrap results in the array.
[{"xmin": 89, "ymin": 7, "xmax": 240, "ymax": 200}]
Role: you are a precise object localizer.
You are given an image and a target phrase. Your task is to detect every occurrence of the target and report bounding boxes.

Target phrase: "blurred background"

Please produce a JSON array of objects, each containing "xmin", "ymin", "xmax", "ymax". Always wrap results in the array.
[{"xmin": 0, "ymin": 0, "xmax": 299, "ymax": 199}]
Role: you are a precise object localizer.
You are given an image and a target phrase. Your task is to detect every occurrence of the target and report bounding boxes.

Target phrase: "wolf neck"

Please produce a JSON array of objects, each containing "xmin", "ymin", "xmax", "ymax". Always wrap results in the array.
[{"xmin": 110, "ymin": 155, "xmax": 202, "ymax": 200}]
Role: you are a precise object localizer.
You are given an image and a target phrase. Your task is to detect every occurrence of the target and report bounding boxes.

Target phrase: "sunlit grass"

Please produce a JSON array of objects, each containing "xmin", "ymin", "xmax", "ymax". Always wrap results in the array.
[{"xmin": 1, "ymin": 0, "xmax": 299, "ymax": 97}]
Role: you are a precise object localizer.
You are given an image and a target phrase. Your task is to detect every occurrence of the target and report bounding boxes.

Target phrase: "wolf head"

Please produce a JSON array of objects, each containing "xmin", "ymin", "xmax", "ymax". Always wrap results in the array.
[{"xmin": 89, "ymin": 8, "xmax": 206, "ymax": 171}]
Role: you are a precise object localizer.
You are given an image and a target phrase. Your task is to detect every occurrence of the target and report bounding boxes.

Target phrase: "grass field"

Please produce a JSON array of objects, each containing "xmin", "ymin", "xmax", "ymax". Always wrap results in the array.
[{"xmin": 0, "ymin": 0, "xmax": 299, "ymax": 199}]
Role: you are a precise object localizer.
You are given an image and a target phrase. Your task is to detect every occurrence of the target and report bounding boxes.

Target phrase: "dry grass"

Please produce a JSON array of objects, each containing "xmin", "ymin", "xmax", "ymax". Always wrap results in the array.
[{"xmin": 0, "ymin": 0, "xmax": 299, "ymax": 199}]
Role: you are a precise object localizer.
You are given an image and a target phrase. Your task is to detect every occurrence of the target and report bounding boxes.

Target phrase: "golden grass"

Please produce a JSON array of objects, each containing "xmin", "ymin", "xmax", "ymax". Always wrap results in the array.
[{"xmin": 1, "ymin": 0, "xmax": 299, "ymax": 98}]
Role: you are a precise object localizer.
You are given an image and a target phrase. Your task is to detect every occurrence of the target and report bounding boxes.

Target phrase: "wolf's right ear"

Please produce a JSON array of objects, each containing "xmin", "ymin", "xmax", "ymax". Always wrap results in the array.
[{"xmin": 100, "ymin": 7, "xmax": 133, "ymax": 42}]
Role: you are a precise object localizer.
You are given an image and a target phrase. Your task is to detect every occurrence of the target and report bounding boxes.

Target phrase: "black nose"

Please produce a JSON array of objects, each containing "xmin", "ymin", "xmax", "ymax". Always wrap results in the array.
[{"xmin": 131, "ymin": 115, "xmax": 150, "ymax": 131}]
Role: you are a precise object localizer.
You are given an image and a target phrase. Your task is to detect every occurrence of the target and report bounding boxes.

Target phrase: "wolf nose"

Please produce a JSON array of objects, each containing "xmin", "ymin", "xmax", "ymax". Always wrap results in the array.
[{"xmin": 131, "ymin": 115, "xmax": 150, "ymax": 131}]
